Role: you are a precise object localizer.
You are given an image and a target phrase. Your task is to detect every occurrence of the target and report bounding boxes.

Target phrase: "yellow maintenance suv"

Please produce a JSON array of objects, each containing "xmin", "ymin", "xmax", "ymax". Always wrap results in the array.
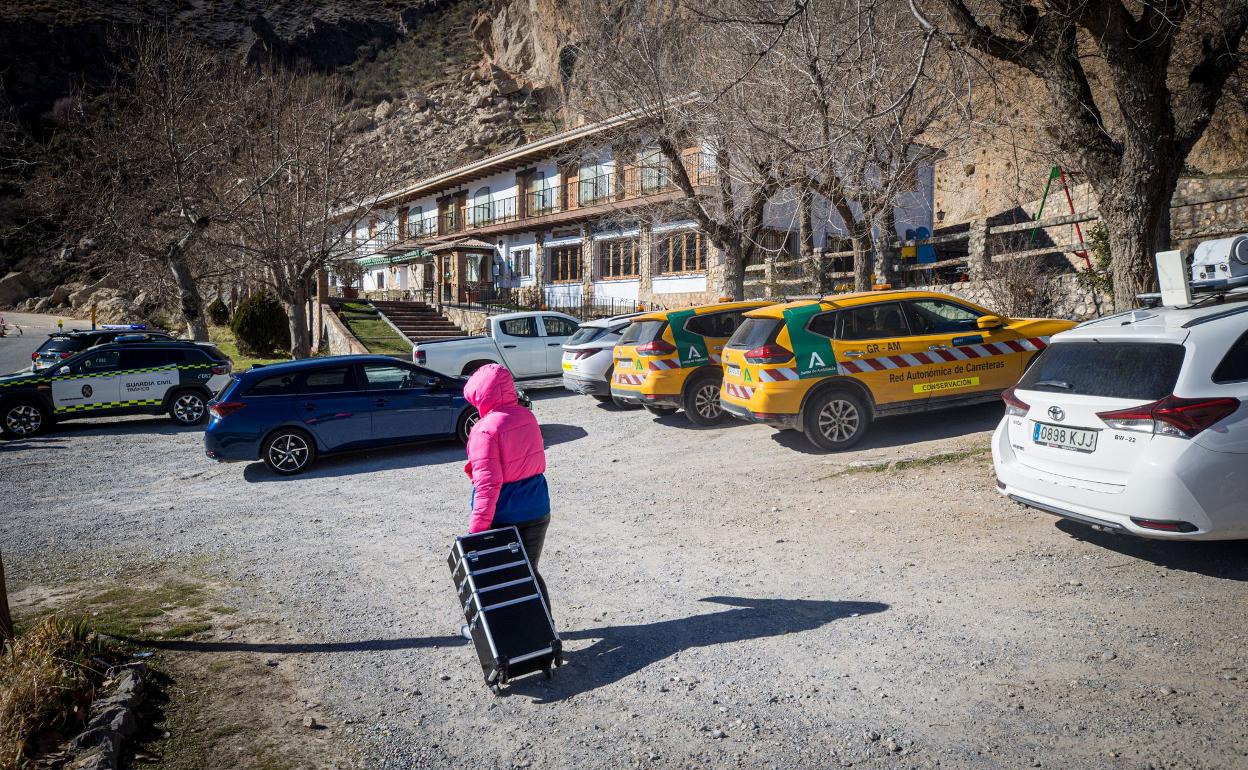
[
  {"xmin": 610, "ymin": 300, "xmax": 771, "ymax": 425},
  {"xmin": 718, "ymin": 290, "xmax": 1076, "ymax": 449}
]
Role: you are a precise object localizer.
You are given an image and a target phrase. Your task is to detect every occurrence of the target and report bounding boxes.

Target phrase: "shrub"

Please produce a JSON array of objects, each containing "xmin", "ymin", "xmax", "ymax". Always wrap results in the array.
[
  {"xmin": 1075, "ymin": 223, "xmax": 1114, "ymax": 297},
  {"xmin": 206, "ymin": 297, "xmax": 230, "ymax": 325},
  {"xmin": 230, "ymin": 290, "xmax": 289, "ymax": 356},
  {"xmin": 0, "ymin": 615, "xmax": 116, "ymax": 767}
]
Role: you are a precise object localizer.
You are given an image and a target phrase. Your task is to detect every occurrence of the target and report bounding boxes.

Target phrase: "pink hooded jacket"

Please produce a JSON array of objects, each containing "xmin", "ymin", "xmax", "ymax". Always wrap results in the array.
[{"xmin": 462, "ymin": 364, "xmax": 547, "ymax": 533}]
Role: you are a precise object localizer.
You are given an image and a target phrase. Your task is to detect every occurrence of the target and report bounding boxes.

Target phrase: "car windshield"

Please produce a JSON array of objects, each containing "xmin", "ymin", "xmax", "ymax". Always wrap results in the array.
[
  {"xmin": 618, "ymin": 320, "xmax": 666, "ymax": 346},
  {"xmin": 726, "ymin": 318, "xmax": 781, "ymax": 349},
  {"xmin": 1018, "ymin": 341, "xmax": 1186, "ymax": 400},
  {"xmin": 566, "ymin": 326, "xmax": 607, "ymax": 345}
]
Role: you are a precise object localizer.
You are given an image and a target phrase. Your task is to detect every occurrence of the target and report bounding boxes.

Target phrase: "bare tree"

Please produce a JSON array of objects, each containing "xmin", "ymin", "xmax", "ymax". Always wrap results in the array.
[
  {"xmin": 61, "ymin": 33, "xmax": 260, "ymax": 339},
  {"xmin": 728, "ymin": 0, "xmax": 960, "ymax": 290},
  {"xmin": 911, "ymin": 0, "xmax": 1248, "ymax": 309},
  {"xmin": 566, "ymin": 0, "xmax": 956, "ymax": 296},
  {"xmin": 221, "ymin": 69, "xmax": 392, "ymax": 358},
  {"xmin": 565, "ymin": 0, "xmax": 796, "ymax": 299}
]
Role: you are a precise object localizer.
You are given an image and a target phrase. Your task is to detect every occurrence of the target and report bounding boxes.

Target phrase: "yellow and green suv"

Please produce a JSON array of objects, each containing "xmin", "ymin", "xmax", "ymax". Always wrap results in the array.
[
  {"xmin": 719, "ymin": 290, "xmax": 1076, "ymax": 449},
  {"xmin": 610, "ymin": 300, "xmax": 771, "ymax": 425}
]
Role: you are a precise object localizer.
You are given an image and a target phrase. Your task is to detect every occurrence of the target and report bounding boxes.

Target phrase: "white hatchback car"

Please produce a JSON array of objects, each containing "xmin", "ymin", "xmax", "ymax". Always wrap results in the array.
[
  {"xmin": 561, "ymin": 313, "xmax": 645, "ymax": 407},
  {"xmin": 992, "ymin": 295, "xmax": 1248, "ymax": 540}
]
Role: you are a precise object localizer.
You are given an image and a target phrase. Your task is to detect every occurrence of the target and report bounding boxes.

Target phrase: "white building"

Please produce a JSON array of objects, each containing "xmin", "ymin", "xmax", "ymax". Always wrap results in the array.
[{"xmin": 341, "ymin": 110, "xmax": 935, "ymax": 312}]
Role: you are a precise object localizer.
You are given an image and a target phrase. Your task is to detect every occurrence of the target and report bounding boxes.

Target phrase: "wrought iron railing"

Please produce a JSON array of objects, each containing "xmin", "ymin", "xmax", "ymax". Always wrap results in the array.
[
  {"xmin": 350, "ymin": 154, "xmax": 717, "ymax": 259},
  {"xmin": 442, "ymin": 285, "xmax": 662, "ymax": 320}
]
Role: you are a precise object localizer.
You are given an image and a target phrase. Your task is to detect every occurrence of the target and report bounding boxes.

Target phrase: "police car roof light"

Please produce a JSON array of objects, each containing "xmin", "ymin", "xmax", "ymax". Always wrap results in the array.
[
  {"xmin": 100, "ymin": 323, "xmax": 148, "ymax": 330},
  {"xmin": 115, "ymin": 334, "xmax": 152, "ymax": 342}
]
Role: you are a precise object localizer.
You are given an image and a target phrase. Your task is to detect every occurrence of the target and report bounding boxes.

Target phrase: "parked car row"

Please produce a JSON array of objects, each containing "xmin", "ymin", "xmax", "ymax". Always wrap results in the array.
[
  {"xmin": 557, "ymin": 286, "xmax": 1247, "ymax": 541},
  {"xmin": 6, "ymin": 268, "xmax": 1244, "ymax": 540}
]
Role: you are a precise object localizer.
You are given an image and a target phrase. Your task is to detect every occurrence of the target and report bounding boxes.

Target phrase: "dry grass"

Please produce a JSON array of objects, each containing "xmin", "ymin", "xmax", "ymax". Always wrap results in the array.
[{"xmin": 0, "ymin": 616, "xmax": 120, "ymax": 769}]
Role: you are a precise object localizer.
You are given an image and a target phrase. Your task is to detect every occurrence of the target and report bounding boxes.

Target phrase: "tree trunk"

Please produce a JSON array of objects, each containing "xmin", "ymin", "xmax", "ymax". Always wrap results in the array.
[
  {"xmin": 851, "ymin": 233, "xmax": 872, "ymax": 293},
  {"xmin": 168, "ymin": 254, "xmax": 209, "ymax": 341},
  {"xmin": 721, "ymin": 240, "xmax": 747, "ymax": 301},
  {"xmin": 1098, "ymin": 168, "xmax": 1175, "ymax": 311},
  {"xmin": 0, "ymin": 549, "xmax": 13, "ymax": 641},
  {"xmin": 284, "ymin": 280, "xmax": 311, "ymax": 359},
  {"xmin": 167, "ymin": 223, "xmax": 210, "ymax": 341}
]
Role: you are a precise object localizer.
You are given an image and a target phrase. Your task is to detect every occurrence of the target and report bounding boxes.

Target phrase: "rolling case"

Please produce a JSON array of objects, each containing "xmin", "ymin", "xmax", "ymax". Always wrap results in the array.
[{"xmin": 448, "ymin": 526, "xmax": 562, "ymax": 694}]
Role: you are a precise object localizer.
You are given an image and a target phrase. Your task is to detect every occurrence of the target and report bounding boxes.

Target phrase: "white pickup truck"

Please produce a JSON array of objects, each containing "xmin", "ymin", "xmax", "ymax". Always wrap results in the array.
[{"xmin": 412, "ymin": 311, "xmax": 582, "ymax": 379}]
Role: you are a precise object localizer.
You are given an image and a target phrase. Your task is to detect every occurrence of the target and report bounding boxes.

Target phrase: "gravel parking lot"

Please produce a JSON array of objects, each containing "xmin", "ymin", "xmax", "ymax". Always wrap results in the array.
[{"xmin": 3, "ymin": 355, "xmax": 1247, "ymax": 769}]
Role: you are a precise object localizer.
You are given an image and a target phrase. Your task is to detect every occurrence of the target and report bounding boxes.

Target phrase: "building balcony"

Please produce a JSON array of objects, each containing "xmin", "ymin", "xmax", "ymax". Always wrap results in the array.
[{"xmin": 353, "ymin": 155, "xmax": 717, "ymax": 261}]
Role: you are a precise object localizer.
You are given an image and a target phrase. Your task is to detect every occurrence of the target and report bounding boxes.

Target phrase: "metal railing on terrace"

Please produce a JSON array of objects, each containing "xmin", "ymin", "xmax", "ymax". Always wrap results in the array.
[
  {"xmin": 461, "ymin": 156, "xmax": 717, "ymax": 230},
  {"xmin": 348, "ymin": 154, "xmax": 717, "ymax": 259}
]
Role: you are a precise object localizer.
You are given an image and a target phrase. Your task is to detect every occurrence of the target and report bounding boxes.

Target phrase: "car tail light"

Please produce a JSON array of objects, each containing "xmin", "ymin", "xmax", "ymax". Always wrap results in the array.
[
  {"xmin": 636, "ymin": 340, "xmax": 677, "ymax": 356},
  {"xmin": 414, "ymin": 348, "xmax": 427, "ymax": 365},
  {"xmin": 209, "ymin": 401, "xmax": 246, "ymax": 419},
  {"xmin": 1001, "ymin": 386, "xmax": 1030, "ymax": 417},
  {"xmin": 1130, "ymin": 517, "xmax": 1198, "ymax": 533},
  {"xmin": 59, "ymin": 351, "xmax": 72, "ymax": 359},
  {"xmin": 211, "ymin": 364, "xmax": 231, "ymax": 376},
  {"xmin": 567, "ymin": 349, "xmax": 597, "ymax": 360},
  {"xmin": 1097, "ymin": 395, "xmax": 1239, "ymax": 438},
  {"xmin": 744, "ymin": 344, "xmax": 793, "ymax": 364},
  {"xmin": 31, "ymin": 352, "xmax": 37, "ymax": 361}
]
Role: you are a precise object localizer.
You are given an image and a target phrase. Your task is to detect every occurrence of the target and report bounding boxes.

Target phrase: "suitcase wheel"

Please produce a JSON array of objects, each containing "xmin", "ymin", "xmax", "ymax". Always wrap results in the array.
[{"xmin": 489, "ymin": 683, "xmax": 502, "ymax": 696}]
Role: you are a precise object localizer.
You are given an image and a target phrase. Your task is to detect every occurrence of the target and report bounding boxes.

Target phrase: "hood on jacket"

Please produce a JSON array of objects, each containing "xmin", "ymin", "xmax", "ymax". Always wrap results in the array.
[{"xmin": 463, "ymin": 363, "xmax": 518, "ymax": 417}]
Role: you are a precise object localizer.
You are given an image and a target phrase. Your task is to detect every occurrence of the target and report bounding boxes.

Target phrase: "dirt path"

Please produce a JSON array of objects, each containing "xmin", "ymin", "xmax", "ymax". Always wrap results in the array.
[{"xmin": 3, "ymin": 391, "xmax": 1246, "ymax": 769}]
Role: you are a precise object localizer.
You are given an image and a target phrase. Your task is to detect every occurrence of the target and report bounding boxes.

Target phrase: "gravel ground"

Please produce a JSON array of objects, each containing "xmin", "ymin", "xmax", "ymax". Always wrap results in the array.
[{"xmin": 3, "ymin": 361, "xmax": 1247, "ymax": 769}]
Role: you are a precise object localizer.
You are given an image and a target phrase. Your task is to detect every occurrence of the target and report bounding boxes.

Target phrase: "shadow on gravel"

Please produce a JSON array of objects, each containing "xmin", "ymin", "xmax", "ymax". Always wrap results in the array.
[
  {"xmin": 540, "ymin": 423, "xmax": 588, "ymax": 446},
  {"xmin": 25, "ymin": 416, "xmax": 200, "ymax": 440},
  {"xmin": 651, "ymin": 412, "xmax": 750, "ymax": 431},
  {"xmin": 243, "ymin": 441, "xmax": 465, "ymax": 482},
  {"xmin": 130, "ymin": 635, "xmax": 467, "ymax": 654},
  {"xmin": 242, "ymin": 424, "xmax": 586, "ymax": 481},
  {"xmin": 522, "ymin": 383, "xmax": 576, "ymax": 399},
  {"xmin": 768, "ymin": 401, "xmax": 1003, "ymax": 453},
  {"xmin": 1055, "ymin": 520, "xmax": 1248, "ymax": 581},
  {"xmin": 515, "ymin": 596, "xmax": 888, "ymax": 703}
]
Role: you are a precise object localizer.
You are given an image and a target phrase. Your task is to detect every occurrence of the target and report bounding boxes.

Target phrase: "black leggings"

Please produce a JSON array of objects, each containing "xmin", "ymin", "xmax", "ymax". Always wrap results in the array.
[{"xmin": 512, "ymin": 515, "xmax": 552, "ymax": 618}]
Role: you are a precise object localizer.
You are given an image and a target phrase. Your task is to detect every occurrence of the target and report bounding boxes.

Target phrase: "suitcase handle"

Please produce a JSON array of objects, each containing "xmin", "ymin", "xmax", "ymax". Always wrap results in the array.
[{"xmin": 467, "ymin": 542, "xmax": 521, "ymax": 562}]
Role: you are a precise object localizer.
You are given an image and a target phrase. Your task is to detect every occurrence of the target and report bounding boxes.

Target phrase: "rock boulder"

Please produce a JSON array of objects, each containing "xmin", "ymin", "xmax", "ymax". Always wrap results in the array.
[{"xmin": 0, "ymin": 271, "xmax": 35, "ymax": 308}]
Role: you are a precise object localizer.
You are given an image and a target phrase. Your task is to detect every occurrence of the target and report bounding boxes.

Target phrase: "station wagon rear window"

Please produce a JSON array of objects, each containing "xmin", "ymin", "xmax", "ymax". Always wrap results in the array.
[
  {"xmin": 566, "ymin": 326, "xmax": 608, "ymax": 345},
  {"xmin": 1018, "ymin": 341, "xmax": 1186, "ymax": 400},
  {"xmin": 247, "ymin": 373, "xmax": 299, "ymax": 396}
]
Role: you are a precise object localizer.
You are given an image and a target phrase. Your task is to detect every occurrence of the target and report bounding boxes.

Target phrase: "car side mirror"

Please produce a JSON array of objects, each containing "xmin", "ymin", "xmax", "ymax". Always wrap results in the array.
[
  {"xmin": 57, "ymin": 366, "xmax": 70, "ymax": 375},
  {"xmin": 977, "ymin": 314, "xmax": 1004, "ymax": 330}
]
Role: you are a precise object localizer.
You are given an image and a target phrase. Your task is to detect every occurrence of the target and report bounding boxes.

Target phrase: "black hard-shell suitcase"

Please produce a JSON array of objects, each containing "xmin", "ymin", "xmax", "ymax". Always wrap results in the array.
[{"xmin": 448, "ymin": 526, "xmax": 562, "ymax": 694}]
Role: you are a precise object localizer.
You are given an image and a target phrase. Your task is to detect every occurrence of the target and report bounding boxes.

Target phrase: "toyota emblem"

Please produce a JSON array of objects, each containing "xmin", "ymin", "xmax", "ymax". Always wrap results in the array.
[{"xmin": 1047, "ymin": 406, "xmax": 1065, "ymax": 422}]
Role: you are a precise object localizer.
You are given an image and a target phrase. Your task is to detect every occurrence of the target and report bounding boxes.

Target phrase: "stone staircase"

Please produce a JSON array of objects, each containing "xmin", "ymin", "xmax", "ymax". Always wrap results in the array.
[{"xmin": 370, "ymin": 300, "xmax": 466, "ymax": 342}]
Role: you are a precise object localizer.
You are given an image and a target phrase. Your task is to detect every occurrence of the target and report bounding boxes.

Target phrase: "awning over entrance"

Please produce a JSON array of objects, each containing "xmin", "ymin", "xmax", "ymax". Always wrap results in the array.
[{"xmin": 356, "ymin": 248, "xmax": 433, "ymax": 269}]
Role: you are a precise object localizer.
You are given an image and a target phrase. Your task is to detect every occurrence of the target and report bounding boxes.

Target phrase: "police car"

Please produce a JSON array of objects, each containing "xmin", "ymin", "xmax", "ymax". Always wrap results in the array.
[
  {"xmin": 0, "ymin": 337, "xmax": 232, "ymax": 438},
  {"xmin": 719, "ymin": 290, "xmax": 1076, "ymax": 449},
  {"xmin": 30, "ymin": 325, "xmax": 175, "ymax": 372}
]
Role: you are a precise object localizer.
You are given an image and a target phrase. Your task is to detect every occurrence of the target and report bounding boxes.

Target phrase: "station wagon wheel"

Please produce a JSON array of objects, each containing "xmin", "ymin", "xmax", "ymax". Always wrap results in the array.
[
  {"xmin": 683, "ymin": 373, "xmax": 726, "ymax": 426},
  {"xmin": 1, "ymin": 402, "xmax": 48, "ymax": 438},
  {"xmin": 262, "ymin": 429, "xmax": 316, "ymax": 475},
  {"xmin": 803, "ymin": 390, "xmax": 870, "ymax": 451},
  {"xmin": 170, "ymin": 391, "xmax": 207, "ymax": 425},
  {"xmin": 456, "ymin": 408, "xmax": 480, "ymax": 444}
]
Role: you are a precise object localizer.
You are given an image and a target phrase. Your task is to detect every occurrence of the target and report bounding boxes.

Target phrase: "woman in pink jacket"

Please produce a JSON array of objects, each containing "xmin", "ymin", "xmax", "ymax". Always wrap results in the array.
[{"xmin": 461, "ymin": 364, "xmax": 552, "ymax": 614}]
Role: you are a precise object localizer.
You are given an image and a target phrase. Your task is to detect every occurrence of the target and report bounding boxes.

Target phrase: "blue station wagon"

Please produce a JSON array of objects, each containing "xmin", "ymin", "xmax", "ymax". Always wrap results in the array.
[{"xmin": 204, "ymin": 355, "xmax": 499, "ymax": 475}]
